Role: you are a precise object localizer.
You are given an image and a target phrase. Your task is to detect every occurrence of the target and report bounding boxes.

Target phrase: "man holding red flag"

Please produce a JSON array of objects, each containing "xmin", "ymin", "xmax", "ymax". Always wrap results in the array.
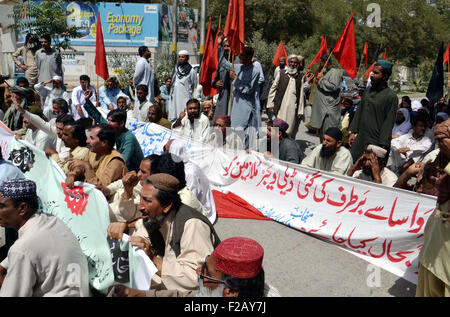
[
  {"xmin": 212, "ymin": 36, "xmax": 232, "ymax": 119},
  {"xmin": 309, "ymin": 55, "xmax": 343, "ymax": 142},
  {"xmin": 273, "ymin": 41, "xmax": 288, "ymax": 79}
]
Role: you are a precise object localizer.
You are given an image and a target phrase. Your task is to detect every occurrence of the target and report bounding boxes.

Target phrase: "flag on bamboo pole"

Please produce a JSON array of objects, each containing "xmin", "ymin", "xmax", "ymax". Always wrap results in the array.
[
  {"xmin": 200, "ymin": 18, "xmax": 218, "ymax": 97},
  {"xmin": 224, "ymin": 0, "xmax": 245, "ymax": 56},
  {"xmin": 307, "ymin": 36, "xmax": 327, "ymax": 70},
  {"xmin": 95, "ymin": 12, "xmax": 109, "ymax": 80},
  {"xmin": 272, "ymin": 41, "xmax": 288, "ymax": 66},
  {"xmin": 426, "ymin": 42, "xmax": 445, "ymax": 105},
  {"xmin": 364, "ymin": 61, "xmax": 376, "ymax": 80},
  {"xmin": 363, "ymin": 42, "xmax": 368, "ymax": 68},
  {"xmin": 332, "ymin": 13, "xmax": 357, "ymax": 79},
  {"xmin": 444, "ymin": 43, "xmax": 449, "ymax": 67}
]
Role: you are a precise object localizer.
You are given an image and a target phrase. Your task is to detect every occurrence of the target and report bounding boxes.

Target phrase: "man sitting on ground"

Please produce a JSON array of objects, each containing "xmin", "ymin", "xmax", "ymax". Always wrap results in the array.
[
  {"xmin": 65, "ymin": 124, "xmax": 128, "ymax": 187},
  {"xmin": 347, "ymin": 144, "xmax": 398, "ymax": 187},
  {"xmin": 147, "ymin": 104, "xmax": 172, "ymax": 130},
  {"xmin": 208, "ymin": 115, "xmax": 244, "ymax": 151},
  {"xmin": 173, "ymin": 99, "xmax": 211, "ymax": 144},
  {"xmin": 113, "ymin": 237, "xmax": 280, "ymax": 297},
  {"xmin": 265, "ymin": 118, "xmax": 303, "ymax": 164},
  {"xmin": 107, "ymin": 173, "xmax": 220, "ymax": 292},
  {"xmin": 301, "ymin": 127, "xmax": 353, "ymax": 175}
]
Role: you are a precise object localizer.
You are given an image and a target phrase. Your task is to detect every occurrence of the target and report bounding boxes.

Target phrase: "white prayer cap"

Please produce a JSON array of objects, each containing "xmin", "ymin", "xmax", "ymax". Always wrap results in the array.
[
  {"xmin": 367, "ymin": 144, "xmax": 387, "ymax": 158},
  {"xmin": 178, "ymin": 50, "xmax": 189, "ymax": 56},
  {"xmin": 411, "ymin": 100, "xmax": 422, "ymax": 112},
  {"xmin": 114, "ymin": 93, "xmax": 130, "ymax": 105},
  {"xmin": 52, "ymin": 75, "xmax": 63, "ymax": 82}
]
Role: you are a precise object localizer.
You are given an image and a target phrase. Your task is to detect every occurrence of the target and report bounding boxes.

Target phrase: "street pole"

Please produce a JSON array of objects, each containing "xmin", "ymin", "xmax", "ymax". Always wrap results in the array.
[
  {"xmin": 199, "ymin": 0, "xmax": 206, "ymax": 65},
  {"xmin": 172, "ymin": 0, "xmax": 178, "ymax": 62}
]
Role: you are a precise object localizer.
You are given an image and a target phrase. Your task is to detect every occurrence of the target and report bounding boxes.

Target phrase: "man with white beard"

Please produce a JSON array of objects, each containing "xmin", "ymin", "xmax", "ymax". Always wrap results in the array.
[
  {"xmin": 267, "ymin": 55, "xmax": 314, "ymax": 138},
  {"xmin": 112, "ymin": 237, "xmax": 280, "ymax": 297},
  {"xmin": 34, "ymin": 75, "xmax": 70, "ymax": 120}
]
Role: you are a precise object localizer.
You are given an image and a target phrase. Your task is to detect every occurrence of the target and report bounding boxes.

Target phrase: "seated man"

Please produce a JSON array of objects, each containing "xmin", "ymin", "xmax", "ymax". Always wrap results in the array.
[
  {"xmin": 173, "ymin": 99, "xmax": 210, "ymax": 144},
  {"xmin": 394, "ymin": 119, "xmax": 450, "ymax": 197},
  {"xmin": 21, "ymin": 107, "xmax": 57, "ymax": 152},
  {"xmin": 265, "ymin": 118, "xmax": 302, "ymax": 164},
  {"xmin": 347, "ymin": 145, "xmax": 398, "ymax": 187},
  {"xmin": 106, "ymin": 153, "xmax": 207, "ymax": 230},
  {"xmin": 49, "ymin": 121, "xmax": 89, "ymax": 174},
  {"xmin": 201, "ymin": 100, "xmax": 214, "ymax": 124},
  {"xmin": 14, "ymin": 99, "xmax": 71, "ymax": 162},
  {"xmin": 0, "ymin": 179, "xmax": 90, "ymax": 296},
  {"xmin": 65, "ymin": 124, "xmax": 128, "ymax": 187},
  {"xmin": 99, "ymin": 77, "xmax": 122, "ymax": 111},
  {"xmin": 107, "ymin": 173, "xmax": 220, "ymax": 292},
  {"xmin": 71, "ymin": 75, "xmax": 97, "ymax": 121},
  {"xmin": 132, "ymin": 84, "xmax": 152, "ymax": 122},
  {"xmin": 113, "ymin": 237, "xmax": 280, "ymax": 297},
  {"xmin": 148, "ymin": 104, "xmax": 172, "ymax": 130},
  {"xmin": 34, "ymin": 75, "xmax": 69, "ymax": 120},
  {"xmin": 115, "ymin": 93, "xmax": 131, "ymax": 112},
  {"xmin": 301, "ymin": 127, "xmax": 353, "ymax": 175},
  {"xmin": 83, "ymin": 90, "xmax": 144, "ymax": 173},
  {"xmin": 208, "ymin": 115, "xmax": 244, "ymax": 151},
  {"xmin": 389, "ymin": 114, "xmax": 433, "ymax": 175}
]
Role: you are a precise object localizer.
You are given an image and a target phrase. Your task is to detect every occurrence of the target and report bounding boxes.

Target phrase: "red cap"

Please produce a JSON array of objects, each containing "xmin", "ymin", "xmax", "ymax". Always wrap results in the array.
[{"xmin": 212, "ymin": 237, "xmax": 264, "ymax": 279}]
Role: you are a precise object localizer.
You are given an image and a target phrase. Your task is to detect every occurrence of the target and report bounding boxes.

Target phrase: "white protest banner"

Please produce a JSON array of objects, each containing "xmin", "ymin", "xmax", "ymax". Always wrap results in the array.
[{"xmin": 126, "ymin": 118, "xmax": 437, "ymax": 284}]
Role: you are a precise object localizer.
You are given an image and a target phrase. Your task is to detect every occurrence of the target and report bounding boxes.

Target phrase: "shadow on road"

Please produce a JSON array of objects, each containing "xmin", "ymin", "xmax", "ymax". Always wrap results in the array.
[{"xmin": 388, "ymin": 278, "xmax": 416, "ymax": 297}]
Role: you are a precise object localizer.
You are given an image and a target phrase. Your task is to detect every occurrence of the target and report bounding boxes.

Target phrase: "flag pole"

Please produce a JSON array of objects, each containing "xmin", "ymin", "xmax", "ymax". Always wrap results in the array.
[{"xmin": 228, "ymin": 54, "xmax": 235, "ymax": 114}]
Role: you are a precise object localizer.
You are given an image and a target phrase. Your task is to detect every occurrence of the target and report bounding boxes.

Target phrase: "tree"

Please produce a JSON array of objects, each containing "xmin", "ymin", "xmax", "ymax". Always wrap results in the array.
[{"xmin": 8, "ymin": 0, "xmax": 84, "ymax": 50}]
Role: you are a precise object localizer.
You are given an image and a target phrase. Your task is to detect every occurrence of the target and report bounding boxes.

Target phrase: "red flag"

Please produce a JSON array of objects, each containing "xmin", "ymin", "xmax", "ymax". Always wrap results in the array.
[
  {"xmin": 95, "ymin": 12, "xmax": 109, "ymax": 80},
  {"xmin": 224, "ymin": 0, "xmax": 245, "ymax": 56},
  {"xmin": 443, "ymin": 43, "xmax": 449, "ymax": 67},
  {"xmin": 364, "ymin": 61, "xmax": 376, "ymax": 80},
  {"xmin": 307, "ymin": 36, "xmax": 327, "ymax": 70},
  {"xmin": 200, "ymin": 18, "xmax": 218, "ymax": 97},
  {"xmin": 272, "ymin": 41, "xmax": 288, "ymax": 66},
  {"xmin": 363, "ymin": 42, "xmax": 368, "ymax": 68},
  {"xmin": 332, "ymin": 13, "xmax": 357, "ymax": 79},
  {"xmin": 383, "ymin": 48, "xmax": 387, "ymax": 60}
]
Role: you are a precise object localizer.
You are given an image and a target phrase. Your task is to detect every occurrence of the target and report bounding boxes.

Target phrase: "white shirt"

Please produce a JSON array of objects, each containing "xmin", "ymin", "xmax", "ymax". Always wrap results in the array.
[
  {"xmin": 352, "ymin": 168, "xmax": 398, "ymax": 187},
  {"xmin": 131, "ymin": 99, "xmax": 152, "ymax": 122},
  {"xmin": 34, "ymin": 82, "xmax": 70, "ymax": 120},
  {"xmin": 301, "ymin": 144, "xmax": 354, "ymax": 175},
  {"xmin": 390, "ymin": 130, "xmax": 433, "ymax": 170},
  {"xmin": 133, "ymin": 57, "xmax": 155, "ymax": 102},
  {"xmin": 25, "ymin": 128, "xmax": 56, "ymax": 152},
  {"xmin": 173, "ymin": 113, "xmax": 211, "ymax": 144},
  {"xmin": 71, "ymin": 85, "xmax": 97, "ymax": 120}
]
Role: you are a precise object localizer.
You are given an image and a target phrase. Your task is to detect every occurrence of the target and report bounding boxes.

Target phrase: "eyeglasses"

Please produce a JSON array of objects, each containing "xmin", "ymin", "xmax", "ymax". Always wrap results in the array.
[{"xmin": 199, "ymin": 257, "xmax": 226, "ymax": 285}]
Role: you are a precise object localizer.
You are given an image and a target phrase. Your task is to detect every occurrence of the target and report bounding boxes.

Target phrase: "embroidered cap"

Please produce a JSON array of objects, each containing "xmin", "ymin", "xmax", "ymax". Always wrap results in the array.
[
  {"xmin": 212, "ymin": 237, "xmax": 264, "ymax": 279},
  {"xmin": 366, "ymin": 144, "xmax": 387, "ymax": 158},
  {"xmin": 272, "ymin": 118, "xmax": 289, "ymax": 133},
  {"xmin": 0, "ymin": 178, "xmax": 36, "ymax": 200}
]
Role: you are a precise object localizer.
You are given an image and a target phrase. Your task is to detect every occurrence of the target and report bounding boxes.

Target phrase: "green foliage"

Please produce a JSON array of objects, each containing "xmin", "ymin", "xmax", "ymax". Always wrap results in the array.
[
  {"xmin": 107, "ymin": 51, "xmax": 137, "ymax": 88},
  {"xmin": 8, "ymin": 0, "xmax": 84, "ymax": 51},
  {"xmin": 154, "ymin": 45, "xmax": 177, "ymax": 84}
]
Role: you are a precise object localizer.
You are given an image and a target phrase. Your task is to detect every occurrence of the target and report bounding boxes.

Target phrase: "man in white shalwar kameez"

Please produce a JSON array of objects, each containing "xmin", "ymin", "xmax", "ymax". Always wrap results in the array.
[{"xmin": 169, "ymin": 50, "xmax": 197, "ymax": 122}]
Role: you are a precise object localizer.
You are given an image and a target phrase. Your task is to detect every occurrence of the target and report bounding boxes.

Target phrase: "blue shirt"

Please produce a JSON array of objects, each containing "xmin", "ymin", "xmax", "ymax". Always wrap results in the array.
[{"xmin": 99, "ymin": 86, "xmax": 122, "ymax": 111}]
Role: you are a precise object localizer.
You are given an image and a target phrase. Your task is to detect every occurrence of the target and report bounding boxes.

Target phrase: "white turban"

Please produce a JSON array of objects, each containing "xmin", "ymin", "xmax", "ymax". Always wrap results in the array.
[{"xmin": 178, "ymin": 50, "xmax": 189, "ymax": 56}]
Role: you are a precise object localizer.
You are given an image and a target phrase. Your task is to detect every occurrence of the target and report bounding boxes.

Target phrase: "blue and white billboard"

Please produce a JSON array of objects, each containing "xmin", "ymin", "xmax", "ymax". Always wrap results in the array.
[{"xmin": 66, "ymin": 2, "xmax": 159, "ymax": 47}]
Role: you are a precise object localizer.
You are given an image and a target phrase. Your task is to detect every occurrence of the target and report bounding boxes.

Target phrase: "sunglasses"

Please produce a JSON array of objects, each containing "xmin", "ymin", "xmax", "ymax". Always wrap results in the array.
[{"xmin": 199, "ymin": 257, "xmax": 226, "ymax": 285}]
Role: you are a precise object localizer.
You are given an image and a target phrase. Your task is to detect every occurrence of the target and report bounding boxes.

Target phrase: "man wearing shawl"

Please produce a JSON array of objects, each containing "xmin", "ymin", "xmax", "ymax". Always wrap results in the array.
[
  {"xmin": 349, "ymin": 60, "xmax": 398, "ymax": 162},
  {"xmin": 168, "ymin": 50, "xmax": 197, "ymax": 122},
  {"xmin": 392, "ymin": 108, "xmax": 412, "ymax": 139},
  {"xmin": 309, "ymin": 55, "xmax": 343, "ymax": 142}
]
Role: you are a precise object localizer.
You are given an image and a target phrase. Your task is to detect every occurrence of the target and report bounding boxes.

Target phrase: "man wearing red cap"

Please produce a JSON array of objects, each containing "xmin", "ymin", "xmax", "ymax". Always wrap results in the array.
[
  {"xmin": 113, "ymin": 236, "xmax": 280, "ymax": 297},
  {"xmin": 265, "ymin": 118, "xmax": 303, "ymax": 164}
]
